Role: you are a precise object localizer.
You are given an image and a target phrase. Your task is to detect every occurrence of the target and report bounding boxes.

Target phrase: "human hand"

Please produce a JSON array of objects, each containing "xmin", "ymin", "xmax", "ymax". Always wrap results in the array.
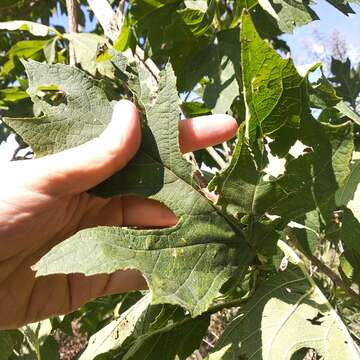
[{"xmin": 0, "ymin": 100, "xmax": 237, "ymax": 329}]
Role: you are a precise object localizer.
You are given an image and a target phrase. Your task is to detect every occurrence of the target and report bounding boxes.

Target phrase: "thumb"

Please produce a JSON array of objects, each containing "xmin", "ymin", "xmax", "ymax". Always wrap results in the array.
[{"xmin": 15, "ymin": 100, "xmax": 141, "ymax": 195}]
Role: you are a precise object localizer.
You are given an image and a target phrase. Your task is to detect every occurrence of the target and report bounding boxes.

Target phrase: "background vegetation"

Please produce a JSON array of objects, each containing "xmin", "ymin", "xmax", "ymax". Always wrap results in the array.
[{"xmin": 1, "ymin": 1, "xmax": 360, "ymax": 359}]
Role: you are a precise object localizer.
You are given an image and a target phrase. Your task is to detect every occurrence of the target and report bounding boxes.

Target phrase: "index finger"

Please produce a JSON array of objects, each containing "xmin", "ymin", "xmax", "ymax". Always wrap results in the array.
[{"xmin": 179, "ymin": 114, "xmax": 238, "ymax": 153}]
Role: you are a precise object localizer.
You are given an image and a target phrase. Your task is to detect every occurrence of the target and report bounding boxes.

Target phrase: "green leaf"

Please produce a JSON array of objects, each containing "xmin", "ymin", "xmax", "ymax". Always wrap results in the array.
[
  {"xmin": 5, "ymin": 59, "xmax": 252, "ymax": 317},
  {"xmin": 0, "ymin": 20, "xmax": 60, "ymax": 37},
  {"xmin": 258, "ymin": 0, "xmax": 318, "ymax": 33},
  {"xmin": 241, "ymin": 12, "xmax": 306, "ymax": 141},
  {"xmin": 4, "ymin": 60, "xmax": 113, "ymax": 156},
  {"xmin": 335, "ymin": 101, "xmax": 360, "ymax": 126},
  {"xmin": 207, "ymin": 16, "xmax": 354, "ymax": 268},
  {"xmin": 336, "ymin": 158, "xmax": 360, "ymax": 206},
  {"xmin": 0, "ymin": 331, "xmax": 13, "ymax": 360},
  {"xmin": 82, "ymin": 294, "xmax": 208, "ymax": 360},
  {"xmin": 176, "ymin": 4, "xmax": 215, "ymax": 38},
  {"xmin": 267, "ymin": 116, "xmax": 300, "ymax": 158},
  {"xmin": 310, "ymin": 72, "xmax": 342, "ymax": 109},
  {"xmin": 210, "ymin": 114, "xmax": 353, "ymax": 248},
  {"xmin": 267, "ymin": 117, "xmax": 353, "ymax": 220},
  {"xmin": 113, "ymin": 11, "xmax": 137, "ymax": 53},
  {"xmin": 330, "ymin": 57, "xmax": 360, "ymax": 108},
  {"xmin": 209, "ymin": 243, "xmax": 359, "ymax": 360},
  {"xmin": 39, "ymin": 336, "xmax": 59, "ymax": 360},
  {"xmin": 79, "ymin": 294, "xmax": 152, "ymax": 359},
  {"xmin": 203, "ymin": 28, "xmax": 241, "ymax": 114},
  {"xmin": 311, "ymin": 70, "xmax": 360, "ymax": 126},
  {"xmin": 1, "ymin": 39, "xmax": 52, "ymax": 75},
  {"xmin": 340, "ymin": 207, "xmax": 360, "ymax": 254},
  {"xmin": 209, "ymin": 124, "xmax": 269, "ymax": 219},
  {"xmin": 128, "ymin": 1, "xmax": 180, "ymax": 55},
  {"xmin": 0, "ymin": 88, "xmax": 29, "ymax": 102},
  {"xmin": 122, "ymin": 313, "xmax": 209, "ymax": 360},
  {"xmin": 290, "ymin": 210, "xmax": 322, "ymax": 256},
  {"xmin": 341, "ymin": 250, "xmax": 360, "ymax": 287},
  {"xmin": 223, "ymin": 116, "xmax": 350, "ymax": 206},
  {"xmin": 43, "ymin": 38, "xmax": 58, "ymax": 64},
  {"xmin": 181, "ymin": 101, "xmax": 211, "ymax": 117},
  {"xmin": 326, "ymin": 0, "xmax": 356, "ymax": 15},
  {"xmin": 64, "ymin": 33, "xmax": 106, "ymax": 75}
]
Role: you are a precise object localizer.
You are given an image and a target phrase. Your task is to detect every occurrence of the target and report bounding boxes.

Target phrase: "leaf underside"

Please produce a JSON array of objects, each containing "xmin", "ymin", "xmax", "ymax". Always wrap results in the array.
[
  {"xmin": 4, "ymin": 59, "xmax": 252, "ymax": 317},
  {"xmin": 211, "ymin": 266, "xmax": 359, "ymax": 360}
]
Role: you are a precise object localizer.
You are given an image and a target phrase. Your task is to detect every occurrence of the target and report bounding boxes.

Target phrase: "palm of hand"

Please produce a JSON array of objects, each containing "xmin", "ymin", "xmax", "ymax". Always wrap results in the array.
[{"xmin": 0, "ymin": 186, "xmax": 147, "ymax": 329}]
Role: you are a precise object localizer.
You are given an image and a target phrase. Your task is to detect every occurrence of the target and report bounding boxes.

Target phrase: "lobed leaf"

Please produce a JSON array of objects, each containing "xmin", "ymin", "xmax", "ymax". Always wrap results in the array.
[
  {"xmin": 4, "ymin": 59, "xmax": 252, "ymax": 317},
  {"xmin": 210, "ymin": 14, "xmax": 354, "ymax": 232},
  {"xmin": 209, "ymin": 243, "xmax": 360, "ymax": 360}
]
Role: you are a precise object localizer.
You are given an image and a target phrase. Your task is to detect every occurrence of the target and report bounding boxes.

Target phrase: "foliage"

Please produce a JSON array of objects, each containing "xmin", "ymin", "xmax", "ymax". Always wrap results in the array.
[{"xmin": 1, "ymin": 0, "xmax": 360, "ymax": 359}]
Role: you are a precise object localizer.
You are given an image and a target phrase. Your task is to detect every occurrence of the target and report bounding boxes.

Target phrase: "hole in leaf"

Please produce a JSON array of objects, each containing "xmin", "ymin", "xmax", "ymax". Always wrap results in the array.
[
  {"xmin": 306, "ymin": 312, "xmax": 325, "ymax": 326},
  {"xmin": 36, "ymin": 84, "xmax": 67, "ymax": 106},
  {"xmin": 291, "ymin": 347, "xmax": 321, "ymax": 360}
]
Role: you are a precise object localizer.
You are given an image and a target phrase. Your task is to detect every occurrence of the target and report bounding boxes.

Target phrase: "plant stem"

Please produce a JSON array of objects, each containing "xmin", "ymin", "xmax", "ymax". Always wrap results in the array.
[
  {"xmin": 222, "ymin": 141, "xmax": 231, "ymax": 158},
  {"xmin": 87, "ymin": 0, "xmax": 119, "ymax": 41},
  {"xmin": 66, "ymin": 0, "xmax": 78, "ymax": 65},
  {"xmin": 86, "ymin": 0, "xmax": 159, "ymax": 84},
  {"xmin": 206, "ymin": 146, "xmax": 227, "ymax": 169},
  {"xmin": 117, "ymin": 0, "xmax": 126, "ymax": 27},
  {"xmin": 285, "ymin": 229, "xmax": 360, "ymax": 305},
  {"xmin": 184, "ymin": 152, "xmax": 219, "ymax": 203},
  {"xmin": 307, "ymin": 252, "xmax": 360, "ymax": 304},
  {"xmin": 278, "ymin": 240, "xmax": 359, "ymax": 355}
]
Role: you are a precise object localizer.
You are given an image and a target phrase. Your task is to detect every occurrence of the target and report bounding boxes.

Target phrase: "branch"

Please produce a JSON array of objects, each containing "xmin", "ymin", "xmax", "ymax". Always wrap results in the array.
[
  {"xmin": 307, "ymin": 252, "xmax": 360, "ymax": 304},
  {"xmin": 87, "ymin": 0, "xmax": 119, "ymax": 42},
  {"xmin": 116, "ymin": 0, "xmax": 126, "ymax": 28},
  {"xmin": 184, "ymin": 152, "xmax": 219, "ymax": 203},
  {"xmin": 287, "ymin": 229, "xmax": 360, "ymax": 305},
  {"xmin": 86, "ymin": 0, "xmax": 159, "ymax": 82},
  {"xmin": 66, "ymin": 0, "xmax": 78, "ymax": 65},
  {"xmin": 222, "ymin": 141, "xmax": 231, "ymax": 160},
  {"xmin": 206, "ymin": 146, "xmax": 227, "ymax": 169}
]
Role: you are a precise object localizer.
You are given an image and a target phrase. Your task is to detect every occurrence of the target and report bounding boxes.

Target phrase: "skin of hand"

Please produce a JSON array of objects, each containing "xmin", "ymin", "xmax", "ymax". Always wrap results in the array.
[{"xmin": 0, "ymin": 100, "xmax": 238, "ymax": 330}]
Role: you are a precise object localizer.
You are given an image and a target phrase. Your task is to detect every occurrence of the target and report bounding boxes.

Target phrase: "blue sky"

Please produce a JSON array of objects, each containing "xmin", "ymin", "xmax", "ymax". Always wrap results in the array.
[
  {"xmin": 50, "ymin": 2, "xmax": 360, "ymax": 68},
  {"xmin": 50, "ymin": 4, "xmax": 96, "ymax": 32},
  {"xmin": 283, "ymin": 2, "xmax": 360, "ymax": 67}
]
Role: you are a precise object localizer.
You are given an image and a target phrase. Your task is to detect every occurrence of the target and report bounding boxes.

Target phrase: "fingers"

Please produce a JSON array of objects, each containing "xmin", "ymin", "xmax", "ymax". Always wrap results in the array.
[
  {"xmin": 65, "ymin": 270, "xmax": 147, "ymax": 312},
  {"xmin": 14, "ymin": 100, "xmax": 141, "ymax": 195},
  {"xmin": 11, "ymin": 101, "xmax": 237, "ymax": 196},
  {"xmin": 102, "ymin": 269, "xmax": 148, "ymax": 295},
  {"xmin": 122, "ymin": 196, "xmax": 177, "ymax": 227},
  {"xmin": 66, "ymin": 270, "xmax": 147, "ymax": 313},
  {"xmin": 179, "ymin": 114, "xmax": 237, "ymax": 153},
  {"xmin": 75, "ymin": 196, "xmax": 177, "ymax": 230}
]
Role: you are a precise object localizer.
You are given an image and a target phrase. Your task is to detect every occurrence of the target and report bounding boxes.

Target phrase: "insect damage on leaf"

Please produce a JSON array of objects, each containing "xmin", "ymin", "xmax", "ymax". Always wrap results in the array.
[
  {"xmin": 3, "ymin": 5, "xmax": 360, "ymax": 360},
  {"xmin": 4, "ymin": 58, "xmax": 252, "ymax": 317},
  {"xmin": 241, "ymin": 11, "xmax": 307, "ymax": 141},
  {"xmin": 4, "ymin": 60, "xmax": 112, "ymax": 157},
  {"xmin": 209, "ymin": 13, "xmax": 354, "ymax": 258},
  {"xmin": 36, "ymin": 84, "xmax": 65, "ymax": 105}
]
